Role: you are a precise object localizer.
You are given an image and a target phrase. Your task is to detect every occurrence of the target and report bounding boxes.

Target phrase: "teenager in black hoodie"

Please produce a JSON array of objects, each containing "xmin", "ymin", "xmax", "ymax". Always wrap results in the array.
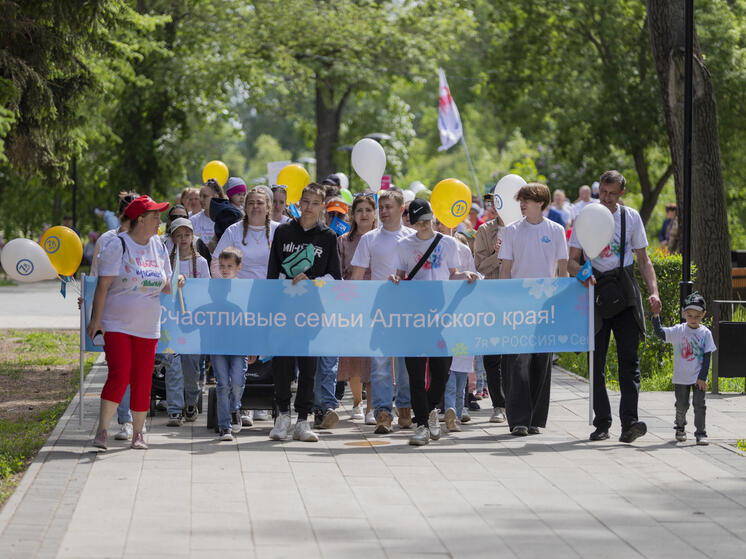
[{"xmin": 267, "ymin": 182, "xmax": 342, "ymax": 442}]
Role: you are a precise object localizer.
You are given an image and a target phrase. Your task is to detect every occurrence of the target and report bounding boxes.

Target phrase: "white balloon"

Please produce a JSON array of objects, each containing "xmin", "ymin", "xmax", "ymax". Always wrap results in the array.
[
  {"xmin": 334, "ymin": 172, "xmax": 349, "ymax": 189},
  {"xmin": 492, "ymin": 174, "xmax": 526, "ymax": 225},
  {"xmin": 351, "ymin": 138, "xmax": 386, "ymax": 192},
  {"xmin": 573, "ymin": 203, "xmax": 615, "ymax": 259},
  {"xmin": 409, "ymin": 181, "xmax": 426, "ymax": 193},
  {"xmin": 402, "ymin": 190, "xmax": 416, "ymax": 203},
  {"xmin": 0, "ymin": 238, "xmax": 58, "ymax": 282}
]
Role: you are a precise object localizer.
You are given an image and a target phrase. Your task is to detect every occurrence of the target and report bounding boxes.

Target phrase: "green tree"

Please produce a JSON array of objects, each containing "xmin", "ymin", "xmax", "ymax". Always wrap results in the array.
[
  {"xmin": 481, "ymin": 0, "xmax": 672, "ymax": 223},
  {"xmin": 242, "ymin": 0, "xmax": 472, "ymax": 179}
]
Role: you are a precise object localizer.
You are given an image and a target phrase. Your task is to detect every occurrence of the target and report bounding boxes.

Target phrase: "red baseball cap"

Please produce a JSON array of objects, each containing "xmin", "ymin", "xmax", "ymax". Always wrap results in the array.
[{"xmin": 124, "ymin": 195, "xmax": 169, "ymax": 221}]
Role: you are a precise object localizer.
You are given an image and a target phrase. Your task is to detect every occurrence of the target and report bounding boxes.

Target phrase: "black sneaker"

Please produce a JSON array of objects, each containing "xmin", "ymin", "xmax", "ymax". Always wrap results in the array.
[
  {"xmin": 695, "ymin": 434, "xmax": 709, "ymax": 446},
  {"xmin": 619, "ymin": 421, "xmax": 647, "ymax": 444},
  {"xmin": 313, "ymin": 410, "xmax": 324, "ymax": 428},
  {"xmin": 184, "ymin": 405, "xmax": 198, "ymax": 422},
  {"xmin": 167, "ymin": 413, "xmax": 183, "ymax": 427},
  {"xmin": 528, "ymin": 426, "xmax": 541, "ymax": 435},
  {"xmin": 589, "ymin": 428, "xmax": 609, "ymax": 441}
]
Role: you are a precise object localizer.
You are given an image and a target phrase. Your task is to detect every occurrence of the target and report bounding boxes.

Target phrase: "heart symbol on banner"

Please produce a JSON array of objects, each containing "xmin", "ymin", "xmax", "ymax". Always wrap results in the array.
[
  {"xmin": 490, "ymin": 337, "xmax": 500, "ymax": 346},
  {"xmin": 558, "ymin": 335, "xmax": 568, "ymax": 344}
]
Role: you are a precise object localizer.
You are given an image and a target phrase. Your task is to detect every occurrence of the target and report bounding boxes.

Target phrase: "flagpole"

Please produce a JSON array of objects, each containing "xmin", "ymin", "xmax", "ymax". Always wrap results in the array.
[{"xmin": 460, "ymin": 135, "xmax": 480, "ymax": 195}]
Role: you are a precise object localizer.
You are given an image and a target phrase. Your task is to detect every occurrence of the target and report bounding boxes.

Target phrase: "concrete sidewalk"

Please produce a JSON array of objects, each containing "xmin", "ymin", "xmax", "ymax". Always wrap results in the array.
[{"xmin": 1, "ymin": 360, "xmax": 745, "ymax": 558}]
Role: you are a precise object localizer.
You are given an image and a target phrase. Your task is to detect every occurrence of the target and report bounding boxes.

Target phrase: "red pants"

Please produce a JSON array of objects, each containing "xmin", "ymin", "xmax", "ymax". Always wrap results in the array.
[{"xmin": 101, "ymin": 332, "xmax": 158, "ymax": 412}]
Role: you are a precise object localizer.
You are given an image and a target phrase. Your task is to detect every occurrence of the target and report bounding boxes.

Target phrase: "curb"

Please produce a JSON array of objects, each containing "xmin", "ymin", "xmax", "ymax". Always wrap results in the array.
[{"xmin": 0, "ymin": 354, "xmax": 105, "ymax": 530}]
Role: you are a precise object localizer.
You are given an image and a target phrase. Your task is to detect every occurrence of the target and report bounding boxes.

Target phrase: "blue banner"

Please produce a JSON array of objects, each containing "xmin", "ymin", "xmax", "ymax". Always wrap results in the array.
[{"xmin": 83, "ymin": 277, "xmax": 591, "ymax": 356}]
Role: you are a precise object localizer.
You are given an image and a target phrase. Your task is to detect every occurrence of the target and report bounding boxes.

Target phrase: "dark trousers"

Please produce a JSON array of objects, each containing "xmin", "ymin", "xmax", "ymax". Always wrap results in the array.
[
  {"xmin": 592, "ymin": 306, "xmax": 640, "ymax": 430},
  {"xmin": 404, "ymin": 357, "xmax": 452, "ymax": 426},
  {"xmin": 272, "ymin": 356, "xmax": 317, "ymax": 419},
  {"xmin": 482, "ymin": 354, "xmax": 506, "ymax": 408},
  {"xmin": 502, "ymin": 353, "xmax": 552, "ymax": 429},
  {"xmin": 674, "ymin": 384, "xmax": 706, "ymax": 436}
]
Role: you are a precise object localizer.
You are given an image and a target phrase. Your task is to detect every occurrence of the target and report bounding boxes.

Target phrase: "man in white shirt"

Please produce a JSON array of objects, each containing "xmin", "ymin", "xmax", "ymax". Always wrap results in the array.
[
  {"xmin": 573, "ymin": 185, "xmax": 598, "ymax": 215},
  {"xmin": 190, "ymin": 180, "xmax": 221, "ymax": 246},
  {"xmin": 568, "ymin": 170, "xmax": 662, "ymax": 444},
  {"xmin": 551, "ymin": 189, "xmax": 575, "ymax": 228},
  {"xmin": 500, "ymin": 183, "xmax": 568, "ymax": 437},
  {"xmin": 350, "ymin": 189, "xmax": 414, "ymax": 434}
]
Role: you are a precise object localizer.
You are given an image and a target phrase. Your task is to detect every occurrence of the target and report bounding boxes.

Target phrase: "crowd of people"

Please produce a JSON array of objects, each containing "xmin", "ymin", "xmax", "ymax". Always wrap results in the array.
[{"xmin": 84, "ymin": 169, "xmax": 716, "ymax": 451}]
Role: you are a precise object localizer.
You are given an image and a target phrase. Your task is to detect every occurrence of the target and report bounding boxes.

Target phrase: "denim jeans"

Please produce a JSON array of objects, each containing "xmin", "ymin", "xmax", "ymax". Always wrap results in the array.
[
  {"xmin": 211, "ymin": 354, "xmax": 248, "ymax": 430},
  {"xmin": 393, "ymin": 357, "xmax": 410, "ymax": 408},
  {"xmin": 314, "ymin": 356, "xmax": 339, "ymax": 412},
  {"xmin": 444, "ymin": 371, "xmax": 468, "ymax": 419},
  {"xmin": 116, "ymin": 385, "xmax": 132, "ymax": 425},
  {"xmin": 164, "ymin": 353, "xmax": 201, "ymax": 414},
  {"xmin": 474, "ymin": 356, "xmax": 486, "ymax": 393}
]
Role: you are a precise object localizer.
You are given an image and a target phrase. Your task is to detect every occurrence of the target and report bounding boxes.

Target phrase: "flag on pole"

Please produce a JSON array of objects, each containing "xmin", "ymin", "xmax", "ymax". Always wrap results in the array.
[{"xmin": 437, "ymin": 68, "xmax": 463, "ymax": 152}]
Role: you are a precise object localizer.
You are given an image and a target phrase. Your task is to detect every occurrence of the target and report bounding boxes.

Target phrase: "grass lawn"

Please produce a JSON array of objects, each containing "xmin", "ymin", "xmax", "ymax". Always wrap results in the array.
[{"xmin": 0, "ymin": 329, "xmax": 95, "ymax": 507}]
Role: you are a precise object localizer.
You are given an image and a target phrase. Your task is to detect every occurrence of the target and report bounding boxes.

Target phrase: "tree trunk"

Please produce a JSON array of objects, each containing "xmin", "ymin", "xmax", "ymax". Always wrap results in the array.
[
  {"xmin": 632, "ymin": 147, "xmax": 673, "ymax": 225},
  {"xmin": 646, "ymin": 0, "xmax": 731, "ymax": 305},
  {"xmin": 314, "ymin": 79, "xmax": 353, "ymax": 181}
]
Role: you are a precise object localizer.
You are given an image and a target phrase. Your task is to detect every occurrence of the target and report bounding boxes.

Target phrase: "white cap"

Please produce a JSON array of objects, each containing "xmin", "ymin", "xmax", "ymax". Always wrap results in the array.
[{"xmin": 170, "ymin": 217, "xmax": 193, "ymax": 233}]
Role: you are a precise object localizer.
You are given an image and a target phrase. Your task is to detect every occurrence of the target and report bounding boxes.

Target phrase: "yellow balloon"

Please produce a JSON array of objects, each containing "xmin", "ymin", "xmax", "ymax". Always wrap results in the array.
[
  {"xmin": 39, "ymin": 226, "xmax": 83, "ymax": 276},
  {"xmin": 277, "ymin": 164, "xmax": 311, "ymax": 205},
  {"xmin": 202, "ymin": 160, "xmax": 229, "ymax": 186},
  {"xmin": 431, "ymin": 178, "xmax": 471, "ymax": 228}
]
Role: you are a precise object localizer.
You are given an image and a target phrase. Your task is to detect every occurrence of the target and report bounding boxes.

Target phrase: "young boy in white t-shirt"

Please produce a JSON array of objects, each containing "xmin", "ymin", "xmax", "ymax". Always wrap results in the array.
[
  {"xmin": 499, "ymin": 183, "xmax": 568, "ymax": 437},
  {"xmin": 390, "ymin": 199, "xmax": 479, "ymax": 446},
  {"xmin": 653, "ymin": 293, "xmax": 716, "ymax": 445}
]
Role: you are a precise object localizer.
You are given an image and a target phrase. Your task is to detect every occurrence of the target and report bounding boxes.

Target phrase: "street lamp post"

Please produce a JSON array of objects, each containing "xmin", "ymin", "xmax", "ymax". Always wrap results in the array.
[{"xmin": 681, "ymin": 0, "xmax": 694, "ymax": 310}]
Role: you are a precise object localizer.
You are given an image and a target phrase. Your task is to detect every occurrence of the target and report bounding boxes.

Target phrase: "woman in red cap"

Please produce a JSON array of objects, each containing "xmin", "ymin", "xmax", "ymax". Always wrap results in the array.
[{"xmin": 87, "ymin": 195, "xmax": 183, "ymax": 450}]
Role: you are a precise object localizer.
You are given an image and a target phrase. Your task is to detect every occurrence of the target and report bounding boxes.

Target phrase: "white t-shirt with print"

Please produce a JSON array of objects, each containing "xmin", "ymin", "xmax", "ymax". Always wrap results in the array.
[
  {"xmin": 97, "ymin": 233, "xmax": 172, "ymax": 339},
  {"xmin": 568, "ymin": 205, "xmax": 647, "ymax": 273},
  {"xmin": 396, "ymin": 234, "xmax": 459, "ymax": 281},
  {"xmin": 351, "ymin": 225, "xmax": 414, "ymax": 280},
  {"xmin": 662, "ymin": 323, "xmax": 717, "ymax": 385},
  {"xmin": 500, "ymin": 217, "xmax": 568, "ymax": 279},
  {"xmin": 451, "ymin": 355, "xmax": 474, "ymax": 373},
  {"xmin": 211, "ymin": 220, "xmax": 280, "ymax": 279},
  {"xmin": 190, "ymin": 210, "xmax": 215, "ymax": 245}
]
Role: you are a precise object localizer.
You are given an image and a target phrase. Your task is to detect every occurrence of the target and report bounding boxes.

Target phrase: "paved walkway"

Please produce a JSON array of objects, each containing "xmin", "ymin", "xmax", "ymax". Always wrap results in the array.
[
  {"xmin": 1, "ymin": 360, "xmax": 745, "ymax": 558},
  {"xmin": 0, "ymin": 280, "xmax": 79, "ymax": 329}
]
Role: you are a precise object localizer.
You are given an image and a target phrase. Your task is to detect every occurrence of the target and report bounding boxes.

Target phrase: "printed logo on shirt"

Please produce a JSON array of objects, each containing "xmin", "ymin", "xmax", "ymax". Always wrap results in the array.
[
  {"xmin": 541, "ymin": 236, "xmax": 551, "ymax": 244},
  {"xmin": 416, "ymin": 245, "xmax": 443, "ymax": 270},
  {"xmin": 679, "ymin": 336, "xmax": 704, "ymax": 364},
  {"xmin": 282, "ymin": 242, "xmax": 324, "ymax": 259},
  {"xmin": 599, "ymin": 238, "xmax": 621, "ymax": 259}
]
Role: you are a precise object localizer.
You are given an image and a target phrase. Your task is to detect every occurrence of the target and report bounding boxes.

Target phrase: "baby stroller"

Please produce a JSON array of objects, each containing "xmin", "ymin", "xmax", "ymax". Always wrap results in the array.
[
  {"xmin": 149, "ymin": 355, "xmax": 204, "ymax": 416},
  {"xmin": 206, "ymin": 357, "xmax": 276, "ymax": 431}
]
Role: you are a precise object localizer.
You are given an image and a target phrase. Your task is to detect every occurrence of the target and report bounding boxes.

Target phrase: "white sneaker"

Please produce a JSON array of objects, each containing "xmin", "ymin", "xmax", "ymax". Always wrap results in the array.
[
  {"xmin": 241, "ymin": 410, "xmax": 254, "ymax": 427},
  {"xmin": 490, "ymin": 407, "xmax": 507, "ymax": 423},
  {"xmin": 428, "ymin": 409, "xmax": 441, "ymax": 440},
  {"xmin": 444, "ymin": 408, "xmax": 461, "ymax": 432},
  {"xmin": 409, "ymin": 425, "xmax": 430, "ymax": 446},
  {"xmin": 350, "ymin": 404, "xmax": 365, "ymax": 421},
  {"xmin": 114, "ymin": 422, "xmax": 133, "ymax": 440},
  {"xmin": 269, "ymin": 413, "xmax": 291, "ymax": 440},
  {"xmin": 365, "ymin": 410, "xmax": 376, "ymax": 425},
  {"xmin": 292, "ymin": 420, "xmax": 319, "ymax": 442},
  {"xmin": 254, "ymin": 410, "xmax": 270, "ymax": 421},
  {"xmin": 461, "ymin": 411, "xmax": 471, "ymax": 423}
]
